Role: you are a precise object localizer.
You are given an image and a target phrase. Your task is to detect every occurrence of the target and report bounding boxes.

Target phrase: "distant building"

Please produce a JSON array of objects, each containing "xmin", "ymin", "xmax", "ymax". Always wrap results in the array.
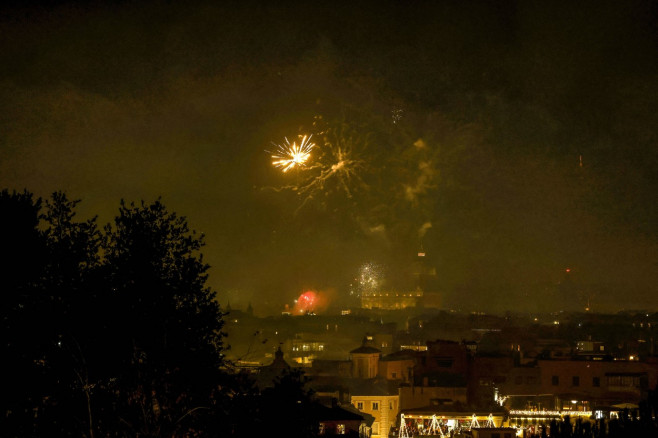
[
  {"xmin": 311, "ymin": 359, "xmax": 353, "ymax": 378},
  {"xmin": 351, "ymin": 337, "xmax": 382, "ymax": 379},
  {"xmin": 395, "ymin": 340, "xmax": 471, "ymax": 410},
  {"xmin": 378, "ymin": 350, "xmax": 416, "ymax": 383},
  {"xmin": 415, "ymin": 340, "xmax": 471, "ymax": 382},
  {"xmin": 475, "ymin": 355, "xmax": 658, "ymax": 412},
  {"xmin": 256, "ymin": 346, "xmax": 291, "ymax": 389},
  {"xmin": 535, "ymin": 358, "xmax": 658, "ymax": 410},
  {"xmin": 411, "ymin": 249, "xmax": 441, "ymax": 309},
  {"xmin": 360, "ymin": 249, "xmax": 441, "ymax": 310},
  {"xmin": 289, "ymin": 334, "xmax": 327, "ymax": 366},
  {"xmin": 399, "ymin": 384, "xmax": 468, "ymax": 411},
  {"xmin": 575, "ymin": 339, "xmax": 607, "ymax": 359},
  {"xmin": 372, "ymin": 333, "xmax": 394, "ymax": 356},
  {"xmin": 351, "ymin": 380, "xmax": 399, "ymax": 438},
  {"xmin": 360, "ymin": 289, "xmax": 422, "ymax": 310},
  {"xmin": 315, "ymin": 402, "xmax": 368, "ymax": 437}
]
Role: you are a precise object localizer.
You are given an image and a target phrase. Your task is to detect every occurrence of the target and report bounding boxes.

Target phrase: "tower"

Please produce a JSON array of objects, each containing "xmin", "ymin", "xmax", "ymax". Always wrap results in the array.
[{"xmin": 411, "ymin": 248, "xmax": 440, "ymax": 308}]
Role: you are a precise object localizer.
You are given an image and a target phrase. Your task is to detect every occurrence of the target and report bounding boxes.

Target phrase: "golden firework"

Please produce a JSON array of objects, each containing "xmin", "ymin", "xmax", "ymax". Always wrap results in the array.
[{"xmin": 270, "ymin": 135, "xmax": 315, "ymax": 173}]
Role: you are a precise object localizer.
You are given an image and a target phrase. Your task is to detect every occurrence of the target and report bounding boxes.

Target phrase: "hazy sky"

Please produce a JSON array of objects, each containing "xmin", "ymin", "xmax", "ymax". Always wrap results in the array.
[{"xmin": 1, "ymin": 0, "xmax": 657, "ymax": 314}]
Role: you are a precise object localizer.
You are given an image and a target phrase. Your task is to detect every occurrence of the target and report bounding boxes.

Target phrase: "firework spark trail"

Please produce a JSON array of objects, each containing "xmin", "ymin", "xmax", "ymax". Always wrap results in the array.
[
  {"xmin": 298, "ymin": 143, "xmax": 365, "ymax": 199},
  {"xmin": 291, "ymin": 123, "xmax": 373, "ymax": 211},
  {"xmin": 268, "ymin": 134, "xmax": 315, "ymax": 173}
]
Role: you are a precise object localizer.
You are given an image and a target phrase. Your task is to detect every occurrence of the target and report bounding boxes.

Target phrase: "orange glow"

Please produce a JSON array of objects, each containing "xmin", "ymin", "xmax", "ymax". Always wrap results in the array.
[{"xmin": 292, "ymin": 289, "xmax": 332, "ymax": 314}]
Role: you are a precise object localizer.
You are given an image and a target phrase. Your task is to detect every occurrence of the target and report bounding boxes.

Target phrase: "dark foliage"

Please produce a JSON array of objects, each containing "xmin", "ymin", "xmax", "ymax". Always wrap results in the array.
[
  {"xmin": 0, "ymin": 190, "xmax": 47, "ymax": 437},
  {"xmin": 0, "ymin": 191, "xmax": 255, "ymax": 437}
]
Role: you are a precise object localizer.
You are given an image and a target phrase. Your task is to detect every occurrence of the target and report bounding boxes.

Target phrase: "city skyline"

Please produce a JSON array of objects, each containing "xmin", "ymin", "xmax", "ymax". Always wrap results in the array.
[{"xmin": 1, "ymin": 0, "xmax": 657, "ymax": 314}]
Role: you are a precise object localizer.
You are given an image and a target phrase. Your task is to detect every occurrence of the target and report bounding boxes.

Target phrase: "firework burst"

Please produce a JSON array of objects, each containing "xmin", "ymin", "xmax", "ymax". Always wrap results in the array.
[
  {"xmin": 358, "ymin": 262, "xmax": 384, "ymax": 295},
  {"xmin": 269, "ymin": 134, "xmax": 315, "ymax": 173},
  {"xmin": 265, "ymin": 119, "xmax": 374, "ymax": 214}
]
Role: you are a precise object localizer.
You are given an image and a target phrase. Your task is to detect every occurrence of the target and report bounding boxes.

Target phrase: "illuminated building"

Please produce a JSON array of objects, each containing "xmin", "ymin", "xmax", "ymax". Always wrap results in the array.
[
  {"xmin": 411, "ymin": 249, "xmax": 441, "ymax": 308},
  {"xmin": 290, "ymin": 335, "xmax": 326, "ymax": 366},
  {"xmin": 575, "ymin": 339, "xmax": 607, "ymax": 359},
  {"xmin": 351, "ymin": 380, "xmax": 400, "ymax": 438},
  {"xmin": 399, "ymin": 410, "xmax": 508, "ymax": 436},
  {"xmin": 359, "ymin": 250, "xmax": 441, "ymax": 310},
  {"xmin": 360, "ymin": 289, "xmax": 422, "ymax": 310}
]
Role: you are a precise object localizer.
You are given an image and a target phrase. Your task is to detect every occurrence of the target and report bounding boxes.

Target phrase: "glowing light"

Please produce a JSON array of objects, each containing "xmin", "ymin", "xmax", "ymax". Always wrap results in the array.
[
  {"xmin": 509, "ymin": 409, "xmax": 592, "ymax": 418},
  {"xmin": 391, "ymin": 108, "xmax": 403, "ymax": 124},
  {"xmin": 264, "ymin": 119, "xmax": 372, "ymax": 213},
  {"xmin": 358, "ymin": 262, "xmax": 384, "ymax": 296},
  {"xmin": 291, "ymin": 290, "xmax": 330, "ymax": 314},
  {"xmin": 269, "ymin": 135, "xmax": 315, "ymax": 173}
]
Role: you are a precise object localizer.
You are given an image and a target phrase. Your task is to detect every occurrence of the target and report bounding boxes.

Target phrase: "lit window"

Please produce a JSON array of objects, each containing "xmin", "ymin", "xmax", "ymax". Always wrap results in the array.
[{"xmin": 337, "ymin": 424, "xmax": 345, "ymax": 435}]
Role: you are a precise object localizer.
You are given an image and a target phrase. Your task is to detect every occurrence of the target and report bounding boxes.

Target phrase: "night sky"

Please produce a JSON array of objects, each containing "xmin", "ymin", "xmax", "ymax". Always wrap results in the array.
[{"xmin": 1, "ymin": 1, "xmax": 657, "ymax": 314}]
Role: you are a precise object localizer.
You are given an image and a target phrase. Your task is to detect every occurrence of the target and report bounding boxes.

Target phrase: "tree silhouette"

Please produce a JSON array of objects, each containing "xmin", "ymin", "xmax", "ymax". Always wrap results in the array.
[
  {"xmin": 100, "ymin": 199, "xmax": 227, "ymax": 437},
  {"xmin": 0, "ymin": 190, "xmax": 47, "ymax": 437},
  {"xmin": 1, "ymin": 193, "xmax": 229, "ymax": 437},
  {"xmin": 1, "ymin": 191, "xmax": 327, "ymax": 437},
  {"xmin": 39, "ymin": 192, "xmax": 103, "ymax": 436}
]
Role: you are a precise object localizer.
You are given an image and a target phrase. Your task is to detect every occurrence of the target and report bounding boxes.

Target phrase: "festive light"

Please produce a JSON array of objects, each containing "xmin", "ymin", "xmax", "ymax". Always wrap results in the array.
[{"xmin": 269, "ymin": 135, "xmax": 315, "ymax": 173}]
